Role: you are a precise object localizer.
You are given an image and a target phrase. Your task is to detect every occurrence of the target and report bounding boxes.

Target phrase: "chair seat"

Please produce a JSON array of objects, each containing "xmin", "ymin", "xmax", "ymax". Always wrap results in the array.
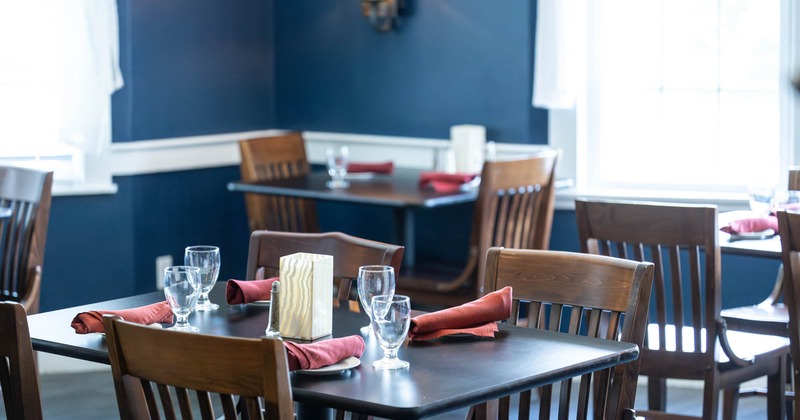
[
  {"xmin": 721, "ymin": 304, "xmax": 789, "ymax": 336},
  {"xmin": 645, "ymin": 324, "xmax": 789, "ymax": 364}
]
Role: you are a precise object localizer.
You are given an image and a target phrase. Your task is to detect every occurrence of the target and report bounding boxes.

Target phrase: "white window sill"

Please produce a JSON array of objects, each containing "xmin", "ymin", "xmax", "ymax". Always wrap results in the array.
[
  {"xmin": 555, "ymin": 186, "xmax": 749, "ymax": 213},
  {"xmin": 52, "ymin": 182, "xmax": 118, "ymax": 197}
]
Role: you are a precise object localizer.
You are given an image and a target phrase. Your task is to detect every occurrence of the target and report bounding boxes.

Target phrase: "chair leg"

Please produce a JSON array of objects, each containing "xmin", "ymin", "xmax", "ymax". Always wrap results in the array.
[
  {"xmin": 722, "ymin": 387, "xmax": 739, "ymax": 420},
  {"xmin": 647, "ymin": 377, "xmax": 667, "ymax": 411},
  {"xmin": 767, "ymin": 355, "xmax": 787, "ymax": 420},
  {"xmin": 702, "ymin": 380, "xmax": 719, "ymax": 420}
]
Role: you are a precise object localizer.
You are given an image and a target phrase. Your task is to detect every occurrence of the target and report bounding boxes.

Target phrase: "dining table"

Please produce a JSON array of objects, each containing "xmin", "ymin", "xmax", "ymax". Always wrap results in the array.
[
  {"xmin": 28, "ymin": 286, "xmax": 639, "ymax": 419},
  {"xmin": 227, "ymin": 167, "xmax": 478, "ymax": 268}
]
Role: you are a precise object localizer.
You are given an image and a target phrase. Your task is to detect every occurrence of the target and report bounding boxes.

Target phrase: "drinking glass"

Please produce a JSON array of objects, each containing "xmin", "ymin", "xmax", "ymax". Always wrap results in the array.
[
  {"xmin": 184, "ymin": 245, "xmax": 220, "ymax": 311},
  {"xmin": 357, "ymin": 265, "xmax": 395, "ymax": 335},
  {"xmin": 163, "ymin": 266, "xmax": 201, "ymax": 332},
  {"xmin": 748, "ymin": 185, "xmax": 775, "ymax": 216},
  {"xmin": 370, "ymin": 294, "xmax": 411, "ymax": 370},
  {"xmin": 326, "ymin": 145, "xmax": 350, "ymax": 189}
]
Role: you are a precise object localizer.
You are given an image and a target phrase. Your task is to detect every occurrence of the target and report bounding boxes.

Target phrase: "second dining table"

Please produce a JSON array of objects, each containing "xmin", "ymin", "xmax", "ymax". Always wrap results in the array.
[{"xmin": 28, "ymin": 286, "xmax": 639, "ymax": 419}]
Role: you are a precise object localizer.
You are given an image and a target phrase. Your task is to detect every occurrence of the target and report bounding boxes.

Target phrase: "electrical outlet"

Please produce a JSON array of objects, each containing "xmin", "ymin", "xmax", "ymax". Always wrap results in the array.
[{"xmin": 155, "ymin": 255, "xmax": 173, "ymax": 290}]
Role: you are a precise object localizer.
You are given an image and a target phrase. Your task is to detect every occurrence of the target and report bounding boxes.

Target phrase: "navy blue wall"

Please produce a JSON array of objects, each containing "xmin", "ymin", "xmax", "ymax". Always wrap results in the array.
[{"xmin": 39, "ymin": 1, "xmax": 779, "ymax": 313}]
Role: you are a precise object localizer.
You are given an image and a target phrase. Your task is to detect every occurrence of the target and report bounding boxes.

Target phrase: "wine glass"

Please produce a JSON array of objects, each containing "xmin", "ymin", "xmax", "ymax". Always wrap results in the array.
[
  {"xmin": 357, "ymin": 265, "xmax": 395, "ymax": 335},
  {"xmin": 184, "ymin": 245, "xmax": 220, "ymax": 311},
  {"xmin": 325, "ymin": 145, "xmax": 350, "ymax": 189},
  {"xmin": 370, "ymin": 294, "xmax": 411, "ymax": 370},
  {"xmin": 163, "ymin": 266, "xmax": 201, "ymax": 332}
]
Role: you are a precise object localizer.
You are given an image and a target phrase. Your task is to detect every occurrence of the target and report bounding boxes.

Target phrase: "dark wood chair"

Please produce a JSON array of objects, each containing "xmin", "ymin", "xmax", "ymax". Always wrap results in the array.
[
  {"xmin": 399, "ymin": 150, "xmax": 558, "ymax": 309},
  {"xmin": 238, "ymin": 132, "xmax": 319, "ymax": 233},
  {"xmin": 777, "ymin": 209, "xmax": 800, "ymax": 420},
  {"xmin": 0, "ymin": 166, "xmax": 53, "ymax": 315},
  {"xmin": 245, "ymin": 230, "xmax": 404, "ymax": 300},
  {"xmin": 0, "ymin": 301, "xmax": 43, "ymax": 420},
  {"xmin": 469, "ymin": 248, "xmax": 654, "ymax": 420},
  {"xmin": 720, "ymin": 167, "xmax": 800, "ymax": 336},
  {"xmin": 576, "ymin": 199, "xmax": 789, "ymax": 420},
  {"xmin": 103, "ymin": 315, "xmax": 294, "ymax": 420}
]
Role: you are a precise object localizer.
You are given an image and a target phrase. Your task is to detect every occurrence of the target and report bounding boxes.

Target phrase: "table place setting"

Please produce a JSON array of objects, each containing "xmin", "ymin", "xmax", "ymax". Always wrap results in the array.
[
  {"xmin": 720, "ymin": 190, "xmax": 800, "ymax": 242},
  {"xmin": 225, "ymin": 277, "xmax": 279, "ymax": 304},
  {"xmin": 407, "ymin": 286, "xmax": 512, "ymax": 341},
  {"xmin": 70, "ymin": 300, "xmax": 173, "ymax": 334},
  {"xmin": 418, "ymin": 171, "xmax": 480, "ymax": 193}
]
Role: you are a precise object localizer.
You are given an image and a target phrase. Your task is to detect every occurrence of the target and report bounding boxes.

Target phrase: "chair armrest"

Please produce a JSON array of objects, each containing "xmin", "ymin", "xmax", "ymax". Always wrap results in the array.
[
  {"xmin": 716, "ymin": 318, "xmax": 755, "ymax": 367},
  {"xmin": 19, "ymin": 265, "xmax": 42, "ymax": 314}
]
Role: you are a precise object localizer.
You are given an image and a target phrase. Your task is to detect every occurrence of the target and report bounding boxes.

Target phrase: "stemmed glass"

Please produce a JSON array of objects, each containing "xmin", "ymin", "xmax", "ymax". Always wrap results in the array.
[
  {"xmin": 184, "ymin": 245, "xmax": 221, "ymax": 311},
  {"xmin": 370, "ymin": 294, "xmax": 411, "ymax": 370},
  {"xmin": 357, "ymin": 265, "xmax": 395, "ymax": 335},
  {"xmin": 325, "ymin": 145, "xmax": 350, "ymax": 189},
  {"xmin": 163, "ymin": 266, "xmax": 201, "ymax": 332}
]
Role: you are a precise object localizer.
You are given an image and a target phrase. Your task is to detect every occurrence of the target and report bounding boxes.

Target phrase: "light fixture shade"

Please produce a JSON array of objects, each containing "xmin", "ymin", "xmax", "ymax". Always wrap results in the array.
[{"xmin": 361, "ymin": 0, "xmax": 402, "ymax": 32}]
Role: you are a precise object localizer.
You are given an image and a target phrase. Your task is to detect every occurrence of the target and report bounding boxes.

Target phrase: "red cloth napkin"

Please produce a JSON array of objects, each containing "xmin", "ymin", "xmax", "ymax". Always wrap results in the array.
[
  {"xmin": 225, "ymin": 278, "xmax": 279, "ymax": 304},
  {"xmin": 408, "ymin": 286, "xmax": 513, "ymax": 341},
  {"xmin": 283, "ymin": 335, "xmax": 366, "ymax": 371},
  {"xmin": 720, "ymin": 216, "xmax": 779, "ymax": 234},
  {"xmin": 418, "ymin": 171, "xmax": 479, "ymax": 193},
  {"xmin": 347, "ymin": 161, "xmax": 394, "ymax": 174},
  {"xmin": 70, "ymin": 301, "xmax": 174, "ymax": 334}
]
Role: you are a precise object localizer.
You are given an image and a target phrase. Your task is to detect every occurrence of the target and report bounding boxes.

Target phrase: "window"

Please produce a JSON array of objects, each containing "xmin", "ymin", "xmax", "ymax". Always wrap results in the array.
[
  {"xmin": 555, "ymin": 0, "xmax": 797, "ymax": 195},
  {"xmin": 0, "ymin": 0, "xmax": 122, "ymax": 192}
]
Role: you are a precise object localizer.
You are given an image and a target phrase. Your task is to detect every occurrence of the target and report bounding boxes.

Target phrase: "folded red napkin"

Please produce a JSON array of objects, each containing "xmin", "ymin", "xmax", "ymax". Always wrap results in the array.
[
  {"xmin": 225, "ymin": 278, "xmax": 279, "ymax": 304},
  {"xmin": 720, "ymin": 216, "xmax": 779, "ymax": 234},
  {"xmin": 418, "ymin": 171, "xmax": 479, "ymax": 193},
  {"xmin": 347, "ymin": 161, "xmax": 394, "ymax": 174},
  {"xmin": 283, "ymin": 335, "xmax": 366, "ymax": 371},
  {"xmin": 70, "ymin": 301, "xmax": 174, "ymax": 334},
  {"xmin": 408, "ymin": 286, "xmax": 513, "ymax": 341}
]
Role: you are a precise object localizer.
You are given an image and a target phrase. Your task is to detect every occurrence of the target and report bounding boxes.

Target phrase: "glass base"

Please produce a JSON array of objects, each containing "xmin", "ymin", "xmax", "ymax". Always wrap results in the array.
[
  {"xmin": 169, "ymin": 324, "xmax": 199, "ymax": 333},
  {"xmin": 372, "ymin": 357, "xmax": 409, "ymax": 370},
  {"xmin": 326, "ymin": 179, "xmax": 350, "ymax": 189},
  {"xmin": 360, "ymin": 325, "xmax": 371, "ymax": 335},
  {"xmin": 194, "ymin": 302, "xmax": 219, "ymax": 311}
]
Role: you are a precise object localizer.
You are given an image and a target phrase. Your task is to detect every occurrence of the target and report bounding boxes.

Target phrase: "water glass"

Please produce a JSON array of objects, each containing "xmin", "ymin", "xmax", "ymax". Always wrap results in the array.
[
  {"xmin": 371, "ymin": 294, "xmax": 411, "ymax": 370},
  {"xmin": 163, "ymin": 266, "xmax": 201, "ymax": 332},
  {"xmin": 326, "ymin": 145, "xmax": 350, "ymax": 189},
  {"xmin": 184, "ymin": 245, "xmax": 220, "ymax": 311},
  {"xmin": 357, "ymin": 265, "xmax": 395, "ymax": 335}
]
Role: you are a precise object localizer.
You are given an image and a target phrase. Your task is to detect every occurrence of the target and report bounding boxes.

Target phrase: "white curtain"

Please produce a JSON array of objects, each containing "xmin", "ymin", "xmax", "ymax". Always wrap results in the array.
[
  {"xmin": 59, "ymin": 0, "xmax": 124, "ymax": 156},
  {"xmin": 532, "ymin": 0, "xmax": 579, "ymax": 110}
]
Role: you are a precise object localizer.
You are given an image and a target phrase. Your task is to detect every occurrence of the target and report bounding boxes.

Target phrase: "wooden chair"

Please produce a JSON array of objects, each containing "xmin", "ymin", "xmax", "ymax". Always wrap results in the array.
[
  {"xmin": 0, "ymin": 301, "xmax": 43, "ymax": 420},
  {"xmin": 575, "ymin": 199, "xmax": 789, "ymax": 420},
  {"xmin": 777, "ymin": 209, "xmax": 800, "ymax": 420},
  {"xmin": 238, "ymin": 132, "xmax": 318, "ymax": 233},
  {"xmin": 103, "ymin": 315, "xmax": 294, "ymax": 420},
  {"xmin": 399, "ymin": 150, "xmax": 558, "ymax": 309},
  {"xmin": 0, "ymin": 166, "xmax": 53, "ymax": 315},
  {"xmin": 245, "ymin": 230, "xmax": 404, "ymax": 300},
  {"xmin": 469, "ymin": 248, "xmax": 654, "ymax": 420},
  {"xmin": 720, "ymin": 167, "xmax": 800, "ymax": 336}
]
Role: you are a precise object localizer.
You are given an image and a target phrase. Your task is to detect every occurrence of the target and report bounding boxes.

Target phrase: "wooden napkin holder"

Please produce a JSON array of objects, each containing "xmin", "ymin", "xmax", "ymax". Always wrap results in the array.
[{"xmin": 278, "ymin": 252, "xmax": 333, "ymax": 340}]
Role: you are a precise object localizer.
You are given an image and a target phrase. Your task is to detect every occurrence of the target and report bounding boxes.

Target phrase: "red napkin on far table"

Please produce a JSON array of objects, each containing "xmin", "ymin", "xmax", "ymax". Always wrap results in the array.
[
  {"xmin": 418, "ymin": 171, "xmax": 479, "ymax": 193},
  {"xmin": 283, "ymin": 335, "xmax": 366, "ymax": 371},
  {"xmin": 347, "ymin": 161, "xmax": 394, "ymax": 174},
  {"xmin": 225, "ymin": 278, "xmax": 279, "ymax": 304},
  {"xmin": 407, "ymin": 286, "xmax": 513, "ymax": 341},
  {"xmin": 720, "ymin": 216, "xmax": 779, "ymax": 234},
  {"xmin": 70, "ymin": 301, "xmax": 174, "ymax": 334}
]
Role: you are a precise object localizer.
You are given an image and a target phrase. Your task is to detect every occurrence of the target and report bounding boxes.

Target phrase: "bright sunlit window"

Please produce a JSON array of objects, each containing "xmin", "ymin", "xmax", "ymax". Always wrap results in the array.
[{"xmin": 580, "ymin": 0, "xmax": 793, "ymax": 193}]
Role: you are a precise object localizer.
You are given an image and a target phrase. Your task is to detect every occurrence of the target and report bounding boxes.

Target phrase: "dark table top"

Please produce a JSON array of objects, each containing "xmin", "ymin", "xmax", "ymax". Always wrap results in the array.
[
  {"xmin": 227, "ymin": 168, "xmax": 478, "ymax": 208},
  {"xmin": 28, "ymin": 287, "xmax": 639, "ymax": 419}
]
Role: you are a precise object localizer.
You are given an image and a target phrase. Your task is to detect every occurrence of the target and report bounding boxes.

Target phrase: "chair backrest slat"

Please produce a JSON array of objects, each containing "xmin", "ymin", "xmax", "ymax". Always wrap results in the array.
[
  {"xmin": 778, "ymin": 210, "xmax": 800, "ymax": 418},
  {"xmin": 0, "ymin": 301, "xmax": 43, "ymax": 420}
]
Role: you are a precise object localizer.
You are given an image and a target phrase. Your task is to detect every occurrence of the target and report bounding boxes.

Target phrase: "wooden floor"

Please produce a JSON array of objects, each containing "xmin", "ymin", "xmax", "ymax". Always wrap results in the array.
[{"xmin": 1, "ymin": 370, "xmax": 770, "ymax": 419}]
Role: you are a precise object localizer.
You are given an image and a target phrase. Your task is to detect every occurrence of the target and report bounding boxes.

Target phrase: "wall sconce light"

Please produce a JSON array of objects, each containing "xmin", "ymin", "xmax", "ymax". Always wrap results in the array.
[{"xmin": 361, "ymin": 0, "xmax": 403, "ymax": 32}]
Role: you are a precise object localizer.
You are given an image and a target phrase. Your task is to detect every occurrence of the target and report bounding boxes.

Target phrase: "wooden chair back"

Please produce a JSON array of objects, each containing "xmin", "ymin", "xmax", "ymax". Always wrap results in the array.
[
  {"xmin": 0, "ymin": 166, "xmax": 53, "ymax": 314},
  {"xmin": 789, "ymin": 167, "xmax": 800, "ymax": 191},
  {"xmin": 480, "ymin": 248, "xmax": 654, "ymax": 419},
  {"xmin": 245, "ymin": 230, "xmax": 404, "ymax": 300},
  {"xmin": 0, "ymin": 301, "xmax": 43, "ymax": 420},
  {"xmin": 778, "ymin": 210, "xmax": 800, "ymax": 419},
  {"xmin": 238, "ymin": 133, "xmax": 318, "ymax": 232},
  {"xmin": 103, "ymin": 316, "xmax": 294, "ymax": 420}
]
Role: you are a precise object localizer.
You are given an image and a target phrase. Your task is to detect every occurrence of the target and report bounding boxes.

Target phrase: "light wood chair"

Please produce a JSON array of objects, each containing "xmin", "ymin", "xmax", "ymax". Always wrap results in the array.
[
  {"xmin": 0, "ymin": 301, "xmax": 43, "ymax": 420},
  {"xmin": 469, "ymin": 248, "xmax": 654, "ymax": 420},
  {"xmin": 721, "ymin": 167, "xmax": 800, "ymax": 336},
  {"xmin": 0, "ymin": 166, "xmax": 53, "ymax": 315},
  {"xmin": 245, "ymin": 230, "xmax": 404, "ymax": 300},
  {"xmin": 576, "ymin": 199, "xmax": 789, "ymax": 420},
  {"xmin": 399, "ymin": 150, "xmax": 558, "ymax": 309},
  {"xmin": 103, "ymin": 315, "xmax": 294, "ymax": 420},
  {"xmin": 777, "ymin": 209, "xmax": 800, "ymax": 420},
  {"xmin": 238, "ymin": 132, "xmax": 318, "ymax": 233}
]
